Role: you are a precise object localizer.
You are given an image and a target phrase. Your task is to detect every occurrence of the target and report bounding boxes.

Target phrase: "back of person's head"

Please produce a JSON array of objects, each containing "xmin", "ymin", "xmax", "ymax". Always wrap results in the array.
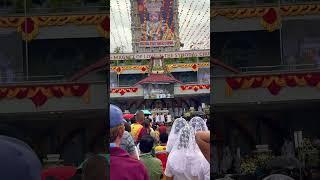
[
  {"xmin": 136, "ymin": 111, "xmax": 145, "ymax": 121},
  {"xmin": 152, "ymin": 124, "xmax": 157, "ymax": 131},
  {"xmin": 91, "ymin": 135, "xmax": 106, "ymax": 154},
  {"xmin": 131, "ymin": 117, "xmax": 137, "ymax": 124},
  {"xmin": 110, "ymin": 124, "xmax": 125, "ymax": 143},
  {"xmin": 110, "ymin": 104, "xmax": 126, "ymax": 143},
  {"xmin": 124, "ymin": 122, "xmax": 131, "ymax": 132},
  {"xmin": 0, "ymin": 135, "xmax": 42, "ymax": 180},
  {"xmin": 160, "ymin": 133, "xmax": 168, "ymax": 144},
  {"xmin": 139, "ymin": 135, "xmax": 154, "ymax": 153},
  {"xmin": 82, "ymin": 155, "xmax": 108, "ymax": 180},
  {"xmin": 143, "ymin": 119, "xmax": 150, "ymax": 129}
]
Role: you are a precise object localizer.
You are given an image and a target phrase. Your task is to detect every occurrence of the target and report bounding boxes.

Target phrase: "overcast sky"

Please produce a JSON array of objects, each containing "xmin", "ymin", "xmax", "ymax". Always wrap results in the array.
[{"xmin": 110, "ymin": 0, "xmax": 210, "ymax": 53}]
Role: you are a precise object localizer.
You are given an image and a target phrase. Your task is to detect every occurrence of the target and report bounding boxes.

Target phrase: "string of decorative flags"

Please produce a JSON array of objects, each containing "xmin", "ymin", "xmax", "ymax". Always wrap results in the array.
[
  {"xmin": 110, "ymin": 62, "xmax": 209, "ymax": 74},
  {"xmin": 111, "ymin": 84, "xmax": 210, "ymax": 97},
  {"xmin": 225, "ymin": 73, "xmax": 320, "ymax": 96},
  {"xmin": 0, "ymin": 15, "xmax": 109, "ymax": 41},
  {"xmin": 181, "ymin": 1, "xmax": 208, "ymax": 41},
  {"xmin": 0, "ymin": 84, "xmax": 90, "ymax": 107},
  {"xmin": 212, "ymin": 4, "xmax": 320, "ymax": 32}
]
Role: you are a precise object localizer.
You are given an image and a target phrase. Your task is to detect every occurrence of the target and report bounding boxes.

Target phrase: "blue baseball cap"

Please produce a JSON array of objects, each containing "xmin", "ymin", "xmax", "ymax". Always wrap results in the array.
[
  {"xmin": 0, "ymin": 135, "xmax": 42, "ymax": 180},
  {"xmin": 110, "ymin": 104, "xmax": 126, "ymax": 128}
]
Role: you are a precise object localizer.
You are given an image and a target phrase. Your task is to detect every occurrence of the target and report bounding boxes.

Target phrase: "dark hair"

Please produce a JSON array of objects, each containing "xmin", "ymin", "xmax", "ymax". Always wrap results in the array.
[
  {"xmin": 152, "ymin": 124, "xmax": 157, "ymax": 131},
  {"xmin": 90, "ymin": 135, "xmax": 106, "ymax": 154},
  {"xmin": 124, "ymin": 122, "xmax": 131, "ymax": 132},
  {"xmin": 82, "ymin": 155, "xmax": 108, "ymax": 180},
  {"xmin": 159, "ymin": 133, "xmax": 168, "ymax": 144},
  {"xmin": 143, "ymin": 119, "xmax": 150, "ymax": 129},
  {"xmin": 131, "ymin": 117, "xmax": 136, "ymax": 124},
  {"xmin": 139, "ymin": 135, "xmax": 154, "ymax": 153}
]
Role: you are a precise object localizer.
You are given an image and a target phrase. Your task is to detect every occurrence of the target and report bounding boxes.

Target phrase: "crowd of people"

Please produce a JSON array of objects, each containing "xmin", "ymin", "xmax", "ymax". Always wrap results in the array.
[
  {"xmin": 0, "ymin": 104, "xmax": 210, "ymax": 180},
  {"xmin": 110, "ymin": 104, "xmax": 210, "ymax": 180}
]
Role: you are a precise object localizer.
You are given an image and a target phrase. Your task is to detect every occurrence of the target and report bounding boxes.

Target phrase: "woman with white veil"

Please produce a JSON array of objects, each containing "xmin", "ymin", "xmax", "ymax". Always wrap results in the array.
[
  {"xmin": 166, "ymin": 117, "xmax": 188, "ymax": 153},
  {"xmin": 165, "ymin": 125, "xmax": 210, "ymax": 180},
  {"xmin": 189, "ymin": 116, "xmax": 208, "ymax": 132}
]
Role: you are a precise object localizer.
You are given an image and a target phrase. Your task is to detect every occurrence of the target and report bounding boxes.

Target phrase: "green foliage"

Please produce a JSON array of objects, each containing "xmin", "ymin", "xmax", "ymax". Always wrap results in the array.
[{"xmin": 113, "ymin": 46, "xmax": 125, "ymax": 54}]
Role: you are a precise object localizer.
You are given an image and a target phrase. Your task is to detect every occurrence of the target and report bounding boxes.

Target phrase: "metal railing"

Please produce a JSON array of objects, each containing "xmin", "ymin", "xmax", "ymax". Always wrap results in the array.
[
  {"xmin": 239, "ymin": 63, "xmax": 320, "ymax": 73},
  {"xmin": 0, "ymin": 2, "xmax": 107, "ymax": 15},
  {"xmin": 0, "ymin": 75, "xmax": 66, "ymax": 85},
  {"xmin": 212, "ymin": 0, "xmax": 320, "ymax": 8}
]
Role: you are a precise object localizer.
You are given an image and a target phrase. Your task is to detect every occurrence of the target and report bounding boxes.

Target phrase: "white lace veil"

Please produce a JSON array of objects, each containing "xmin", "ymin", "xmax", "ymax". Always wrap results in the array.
[
  {"xmin": 166, "ymin": 117, "xmax": 187, "ymax": 153},
  {"xmin": 167, "ymin": 125, "xmax": 206, "ymax": 177},
  {"xmin": 189, "ymin": 116, "xmax": 208, "ymax": 132}
]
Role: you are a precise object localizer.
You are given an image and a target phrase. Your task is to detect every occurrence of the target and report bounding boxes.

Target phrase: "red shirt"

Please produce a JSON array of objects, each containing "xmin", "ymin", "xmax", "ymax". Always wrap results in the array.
[
  {"xmin": 110, "ymin": 147, "xmax": 149, "ymax": 180},
  {"xmin": 159, "ymin": 125, "xmax": 167, "ymax": 134}
]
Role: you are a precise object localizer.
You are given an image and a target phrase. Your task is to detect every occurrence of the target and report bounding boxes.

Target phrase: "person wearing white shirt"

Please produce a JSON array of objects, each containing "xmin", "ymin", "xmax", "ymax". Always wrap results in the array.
[
  {"xmin": 160, "ymin": 114, "xmax": 165, "ymax": 123},
  {"xmin": 155, "ymin": 114, "xmax": 160, "ymax": 123},
  {"xmin": 167, "ymin": 114, "xmax": 172, "ymax": 123}
]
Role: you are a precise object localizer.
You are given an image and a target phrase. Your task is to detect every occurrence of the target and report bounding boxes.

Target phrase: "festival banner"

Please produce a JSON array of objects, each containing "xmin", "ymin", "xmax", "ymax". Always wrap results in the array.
[
  {"xmin": 111, "ymin": 50, "xmax": 210, "ymax": 60},
  {"xmin": 137, "ymin": 0, "xmax": 176, "ymax": 47}
]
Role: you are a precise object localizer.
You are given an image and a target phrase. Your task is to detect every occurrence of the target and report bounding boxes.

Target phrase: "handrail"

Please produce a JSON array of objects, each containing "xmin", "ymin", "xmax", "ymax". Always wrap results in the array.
[
  {"xmin": 0, "ymin": 80, "xmax": 106, "ymax": 87},
  {"xmin": 239, "ymin": 64, "xmax": 319, "ymax": 73},
  {"xmin": 213, "ymin": 67, "xmax": 320, "ymax": 78},
  {"xmin": 212, "ymin": 0, "xmax": 320, "ymax": 8},
  {"xmin": 0, "ymin": 5, "xmax": 107, "ymax": 15},
  {"xmin": 0, "ymin": 75, "xmax": 65, "ymax": 85}
]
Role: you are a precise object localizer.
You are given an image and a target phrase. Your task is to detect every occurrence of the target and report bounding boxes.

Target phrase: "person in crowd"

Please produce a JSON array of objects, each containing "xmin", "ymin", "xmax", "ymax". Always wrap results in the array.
[
  {"xmin": 189, "ymin": 116, "xmax": 209, "ymax": 132},
  {"xmin": 120, "ymin": 127, "xmax": 139, "ymax": 160},
  {"xmin": 166, "ymin": 117, "xmax": 188, "ymax": 153},
  {"xmin": 73, "ymin": 133, "xmax": 107, "ymax": 180},
  {"xmin": 131, "ymin": 111, "xmax": 144, "ymax": 143},
  {"xmin": 82, "ymin": 155, "xmax": 108, "ymax": 180},
  {"xmin": 137, "ymin": 119, "xmax": 153, "ymax": 143},
  {"xmin": 167, "ymin": 113, "xmax": 172, "ymax": 124},
  {"xmin": 150, "ymin": 124, "xmax": 160, "ymax": 144},
  {"xmin": 0, "ymin": 135, "xmax": 42, "ymax": 180},
  {"xmin": 165, "ymin": 126, "xmax": 210, "ymax": 180},
  {"xmin": 139, "ymin": 135, "xmax": 163, "ymax": 180},
  {"xmin": 155, "ymin": 113, "xmax": 160, "ymax": 123},
  {"xmin": 124, "ymin": 121, "xmax": 131, "ymax": 132},
  {"xmin": 155, "ymin": 133, "xmax": 169, "ymax": 171},
  {"xmin": 159, "ymin": 122, "xmax": 167, "ymax": 135},
  {"xmin": 195, "ymin": 131, "xmax": 210, "ymax": 163},
  {"xmin": 110, "ymin": 105, "xmax": 149, "ymax": 180}
]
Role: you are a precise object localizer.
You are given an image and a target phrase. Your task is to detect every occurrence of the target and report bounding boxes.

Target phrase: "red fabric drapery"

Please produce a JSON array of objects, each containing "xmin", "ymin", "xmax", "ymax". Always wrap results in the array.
[
  {"xmin": 225, "ymin": 73, "xmax": 320, "ymax": 96},
  {"xmin": 0, "ymin": 84, "xmax": 90, "ymax": 107}
]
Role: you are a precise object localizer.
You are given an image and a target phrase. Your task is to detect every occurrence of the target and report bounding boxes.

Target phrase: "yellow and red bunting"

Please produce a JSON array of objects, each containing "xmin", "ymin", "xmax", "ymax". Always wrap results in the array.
[
  {"xmin": 0, "ymin": 84, "xmax": 90, "ymax": 107},
  {"xmin": 0, "ymin": 15, "xmax": 109, "ymax": 41},
  {"xmin": 17, "ymin": 17, "xmax": 39, "ymax": 41},
  {"xmin": 111, "ymin": 66, "xmax": 149, "ymax": 74},
  {"xmin": 225, "ymin": 73, "xmax": 320, "ymax": 96},
  {"xmin": 96, "ymin": 16, "xmax": 110, "ymax": 38},
  {"xmin": 111, "ymin": 88, "xmax": 138, "ymax": 96},
  {"xmin": 165, "ymin": 62, "xmax": 209, "ymax": 72},
  {"xmin": 180, "ymin": 84, "xmax": 210, "ymax": 92},
  {"xmin": 261, "ymin": 8, "xmax": 280, "ymax": 32},
  {"xmin": 212, "ymin": 5, "xmax": 320, "ymax": 32}
]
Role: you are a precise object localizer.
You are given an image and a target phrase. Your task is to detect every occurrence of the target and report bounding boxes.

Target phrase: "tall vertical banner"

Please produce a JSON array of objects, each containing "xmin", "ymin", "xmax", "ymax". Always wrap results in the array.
[{"xmin": 137, "ymin": 0, "xmax": 176, "ymax": 47}]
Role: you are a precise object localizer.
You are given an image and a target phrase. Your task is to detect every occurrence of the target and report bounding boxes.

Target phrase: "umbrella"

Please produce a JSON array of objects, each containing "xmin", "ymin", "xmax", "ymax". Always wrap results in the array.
[
  {"xmin": 142, "ymin": 110, "xmax": 152, "ymax": 115},
  {"xmin": 123, "ymin": 114, "xmax": 134, "ymax": 120}
]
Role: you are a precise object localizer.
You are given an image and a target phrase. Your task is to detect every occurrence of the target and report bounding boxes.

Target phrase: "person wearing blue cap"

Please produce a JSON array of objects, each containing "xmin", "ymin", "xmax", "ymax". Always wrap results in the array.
[
  {"xmin": 0, "ymin": 135, "xmax": 42, "ymax": 180},
  {"xmin": 110, "ymin": 104, "xmax": 149, "ymax": 180}
]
